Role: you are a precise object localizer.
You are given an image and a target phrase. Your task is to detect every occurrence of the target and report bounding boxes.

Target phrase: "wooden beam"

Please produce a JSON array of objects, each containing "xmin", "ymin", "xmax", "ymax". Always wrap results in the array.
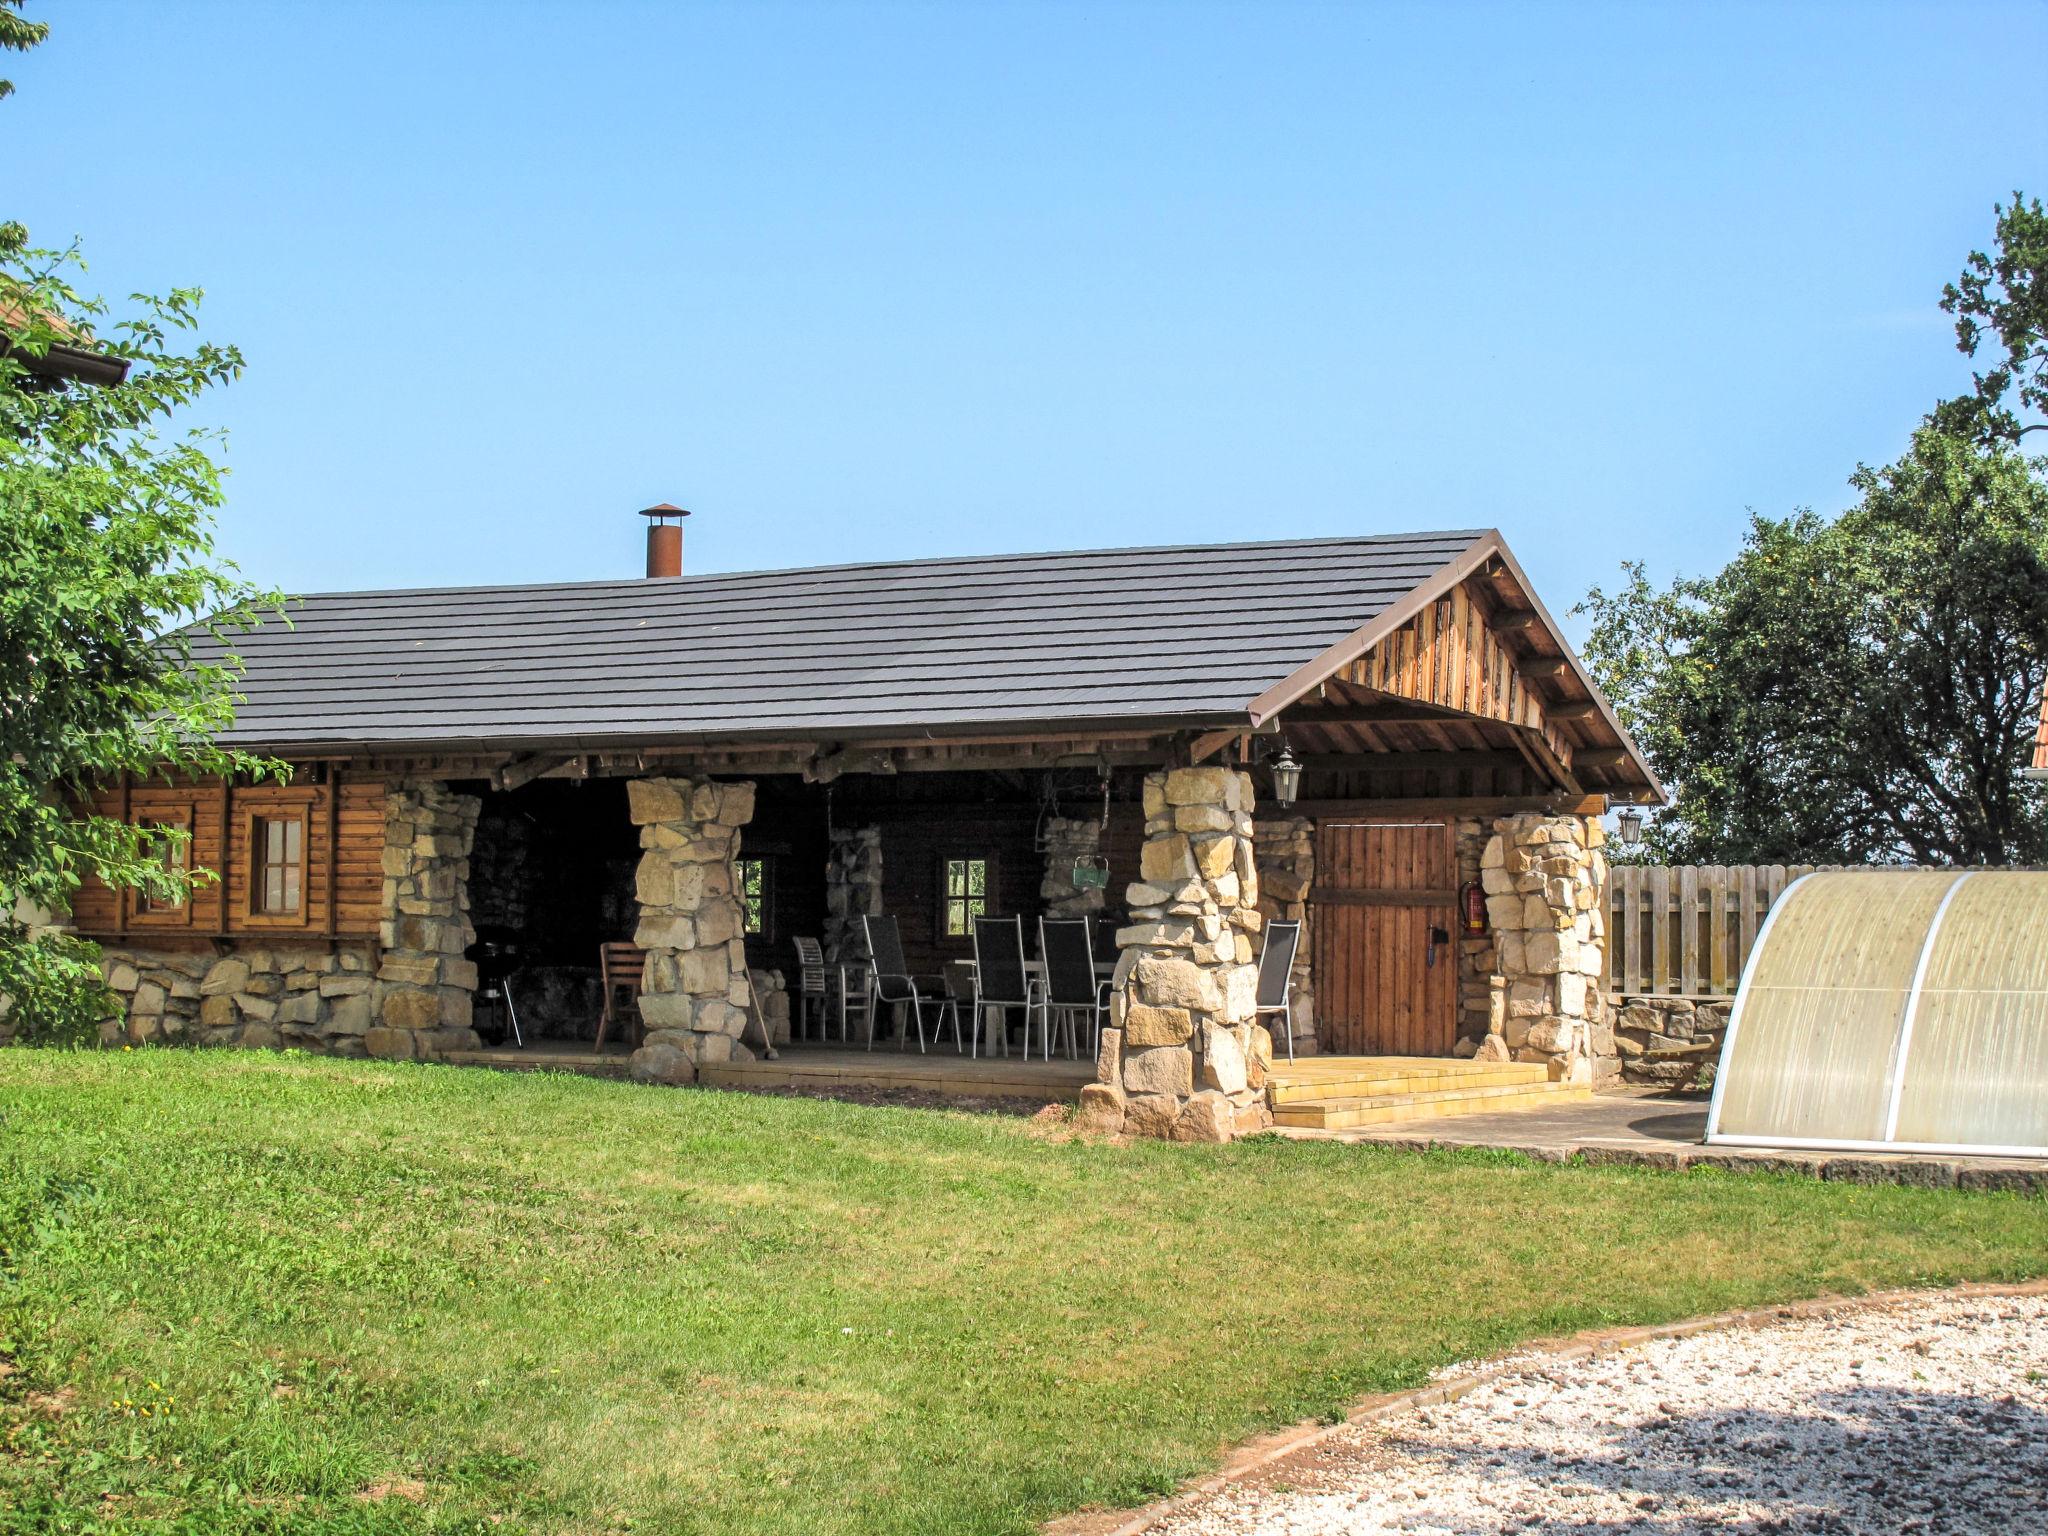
[
  {"xmin": 1520, "ymin": 658, "xmax": 1573, "ymax": 682},
  {"xmin": 1187, "ymin": 727, "xmax": 1239, "ymax": 764},
  {"xmin": 1494, "ymin": 609, "xmax": 1544, "ymax": 637},
  {"xmin": 1574, "ymin": 747, "xmax": 1630, "ymax": 770},
  {"xmin": 1546, "ymin": 699, "xmax": 1601, "ymax": 723},
  {"xmin": 1515, "ymin": 727, "xmax": 1584, "ymax": 796},
  {"xmin": 1300, "ymin": 750, "xmax": 1530, "ymax": 775},
  {"xmin": 1288, "ymin": 794, "xmax": 1609, "ymax": 819},
  {"xmin": 491, "ymin": 753, "xmax": 573, "ymax": 792}
]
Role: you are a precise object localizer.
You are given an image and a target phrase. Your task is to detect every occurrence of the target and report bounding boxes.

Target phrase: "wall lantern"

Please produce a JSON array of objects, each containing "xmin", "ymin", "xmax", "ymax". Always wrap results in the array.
[
  {"xmin": 1268, "ymin": 744, "xmax": 1302, "ymax": 808},
  {"xmin": 1616, "ymin": 806, "xmax": 1645, "ymax": 847}
]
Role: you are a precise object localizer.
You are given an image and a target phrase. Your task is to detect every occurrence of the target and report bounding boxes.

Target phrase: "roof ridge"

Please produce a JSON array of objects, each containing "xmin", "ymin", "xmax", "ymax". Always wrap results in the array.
[{"xmin": 280, "ymin": 528, "xmax": 1491, "ymax": 603}]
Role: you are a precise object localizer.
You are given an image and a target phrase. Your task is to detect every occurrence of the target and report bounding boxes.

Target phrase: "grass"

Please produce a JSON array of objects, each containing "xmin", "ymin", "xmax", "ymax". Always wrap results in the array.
[{"xmin": 1, "ymin": 1050, "xmax": 2044, "ymax": 1535}]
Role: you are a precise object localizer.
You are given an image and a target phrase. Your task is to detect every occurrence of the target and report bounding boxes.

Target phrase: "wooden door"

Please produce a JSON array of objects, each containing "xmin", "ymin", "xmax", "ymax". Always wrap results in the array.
[{"xmin": 1312, "ymin": 820, "xmax": 1459, "ymax": 1057}]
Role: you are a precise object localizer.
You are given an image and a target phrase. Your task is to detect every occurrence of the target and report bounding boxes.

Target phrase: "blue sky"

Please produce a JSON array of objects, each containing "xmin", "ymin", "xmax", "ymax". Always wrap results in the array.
[{"xmin": 10, "ymin": 1, "xmax": 2045, "ymax": 636}]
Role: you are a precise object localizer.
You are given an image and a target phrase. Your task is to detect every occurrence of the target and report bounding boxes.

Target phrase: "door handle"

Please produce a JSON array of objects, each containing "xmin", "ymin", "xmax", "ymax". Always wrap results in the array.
[{"xmin": 1425, "ymin": 926, "xmax": 1451, "ymax": 968}]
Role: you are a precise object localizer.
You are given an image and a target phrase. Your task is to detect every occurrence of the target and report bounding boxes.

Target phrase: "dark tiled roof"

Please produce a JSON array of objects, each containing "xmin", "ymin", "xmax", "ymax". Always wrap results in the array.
[{"xmin": 202, "ymin": 530, "xmax": 1491, "ymax": 751}]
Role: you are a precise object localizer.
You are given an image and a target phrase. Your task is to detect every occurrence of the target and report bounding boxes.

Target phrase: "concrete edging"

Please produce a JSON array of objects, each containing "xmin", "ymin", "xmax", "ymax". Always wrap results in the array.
[
  {"xmin": 1042, "ymin": 1278, "xmax": 2048, "ymax": 1536},
  {"xmin": 1287, "ymin": 1130, "xmax": 2048, "ymax": 1193}
]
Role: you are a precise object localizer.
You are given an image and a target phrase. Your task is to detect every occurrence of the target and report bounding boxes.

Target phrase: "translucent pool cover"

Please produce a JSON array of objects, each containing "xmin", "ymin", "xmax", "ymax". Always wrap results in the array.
[{"xmin": 1706, "ymin": 870, "xmax": 2048, "ymax": 1158}]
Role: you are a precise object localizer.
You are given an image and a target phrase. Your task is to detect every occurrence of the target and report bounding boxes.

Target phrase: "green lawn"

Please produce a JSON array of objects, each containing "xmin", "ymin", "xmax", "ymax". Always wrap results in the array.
[{"xmin": 2, "ymin": 1050, "xmax": 2044, "ymax": 1535}]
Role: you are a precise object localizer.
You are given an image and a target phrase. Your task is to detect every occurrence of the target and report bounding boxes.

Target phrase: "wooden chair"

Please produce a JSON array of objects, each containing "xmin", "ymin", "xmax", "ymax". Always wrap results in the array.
[
  {"xmin": 597, "ymin": 941, "xmax": 647, "ymax": 1051},
  {"xmin": 792, "ymin": 936, "xmax": 831, "ymax": 1041}
]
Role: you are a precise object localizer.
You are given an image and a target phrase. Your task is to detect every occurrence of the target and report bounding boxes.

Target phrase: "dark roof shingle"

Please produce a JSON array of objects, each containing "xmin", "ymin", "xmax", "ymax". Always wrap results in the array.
[{"xmin": 204, "ymin": 530, "xmax": 1489, "ymax": 751}]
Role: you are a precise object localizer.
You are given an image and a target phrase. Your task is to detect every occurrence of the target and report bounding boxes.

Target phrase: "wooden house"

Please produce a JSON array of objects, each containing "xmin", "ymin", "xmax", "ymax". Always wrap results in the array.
[{"xmin": 69, "ymin": 519, "xmax": 1661, "ymax": 1139}]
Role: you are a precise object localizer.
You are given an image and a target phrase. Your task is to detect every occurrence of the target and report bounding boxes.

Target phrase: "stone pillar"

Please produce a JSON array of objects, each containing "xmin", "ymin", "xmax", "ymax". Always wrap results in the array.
[
  {"xmin": 1252, "ymin": 816, "xmax": 1316, "ymax": 1054},
  {"xmin": 1470, "ymin": 813, "xmax": 1609, "ymax": 1084},
  {"xmin": 626, "ymin": 776, "xmax": 756, "ymax": 1084},
  {"xmin": 1080, "ymin": 767, "xmax": 1270, "ymax": 1142},
  {"xmin": 368, "ymin": 780, "xmax": 481, "ymax": 1061},
  {"xmin": 1040, "ymin": 815, "xmax": 1107, "ymax": 920},
  {"xmin": 823, "ymin": 825, "xmax": 883, "ymax": 965}
]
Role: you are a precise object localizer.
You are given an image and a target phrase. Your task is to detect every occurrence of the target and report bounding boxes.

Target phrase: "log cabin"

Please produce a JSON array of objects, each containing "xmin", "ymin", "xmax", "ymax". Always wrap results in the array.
[{"xmin": 67, "ymin": 514, "xmax": 1662, "ymax": 1140}]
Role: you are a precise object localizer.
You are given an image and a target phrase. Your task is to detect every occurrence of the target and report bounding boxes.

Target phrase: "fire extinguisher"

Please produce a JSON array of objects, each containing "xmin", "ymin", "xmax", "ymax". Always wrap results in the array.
[{"xmin": 1460, "ymin": 879, "xmax": 1488, "ymax": 935}]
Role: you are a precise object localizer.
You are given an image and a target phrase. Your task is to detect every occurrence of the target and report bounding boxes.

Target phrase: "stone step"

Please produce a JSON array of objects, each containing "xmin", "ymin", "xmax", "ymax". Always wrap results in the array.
[
  {"xmin": 1271, "ymin": 1080, "xmax": 1593, "ymax": 1130},
  {"xmin": 1266, "ymin": 1063, "xmax": 1551, "ymax": 1103}
]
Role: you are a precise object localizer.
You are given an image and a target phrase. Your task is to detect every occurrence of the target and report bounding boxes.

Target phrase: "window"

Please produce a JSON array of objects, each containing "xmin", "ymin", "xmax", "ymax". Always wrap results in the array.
[
  {"xmin": 138, "ymin": 806, "xmax": 192, "ymax": 919},
  {"xmin": 251, "ymin": 812, "xmax": 305, "ymax": 917},
  {"xmin": 942, "ymin": 857, "xmax": 990, "ymax": 938},
  {"xmin": 737, "ymin": 856, "xmax": 773, "ymax": 940}
]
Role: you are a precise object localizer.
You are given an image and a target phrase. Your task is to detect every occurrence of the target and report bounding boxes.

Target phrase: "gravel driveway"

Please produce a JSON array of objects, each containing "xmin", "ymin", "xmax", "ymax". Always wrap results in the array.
[{"xmin": 1148, "ymin": 1292, "xmax": 2048, "ymax": 1535}]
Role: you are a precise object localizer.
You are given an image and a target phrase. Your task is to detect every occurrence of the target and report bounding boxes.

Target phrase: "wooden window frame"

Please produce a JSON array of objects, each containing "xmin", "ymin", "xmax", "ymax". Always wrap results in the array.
[
  {"xmin": 243, "ymin": 803, "xmax": 313, "ymax": 928},
  {"xmin": 131, "ymin": 803, "xmax": 195, "ymax": 927},
  {"xmin": 939, "ymin": 854, "xmax": 993, "ymax": 942},
  {"xmin": 737, "ymin": 855, "xmax": 774, "ymax": 943}
]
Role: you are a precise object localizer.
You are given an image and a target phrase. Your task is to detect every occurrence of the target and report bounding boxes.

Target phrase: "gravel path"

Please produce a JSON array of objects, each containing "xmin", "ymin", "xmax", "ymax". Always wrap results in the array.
[{"xmin": 1149, "ymin": 1292, "xmax": 2048, "ymax": 1535}]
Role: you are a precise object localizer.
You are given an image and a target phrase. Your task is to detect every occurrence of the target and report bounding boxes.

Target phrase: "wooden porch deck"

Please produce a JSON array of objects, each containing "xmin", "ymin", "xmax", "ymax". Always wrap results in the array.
[{"xmin": 441, "ymin": 1039, "xmax": 1096, "ymax": 1101}]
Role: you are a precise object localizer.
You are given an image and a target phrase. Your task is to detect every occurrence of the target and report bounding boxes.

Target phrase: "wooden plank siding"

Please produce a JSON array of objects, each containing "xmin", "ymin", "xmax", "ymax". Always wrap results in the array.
[
  {"xmin": 67, "ymin": 771, "xmax": 385, "ymax": 940},
  {"xmin": 1337, "ymin": 582, "xmax": 1577, "ymax": 773}
]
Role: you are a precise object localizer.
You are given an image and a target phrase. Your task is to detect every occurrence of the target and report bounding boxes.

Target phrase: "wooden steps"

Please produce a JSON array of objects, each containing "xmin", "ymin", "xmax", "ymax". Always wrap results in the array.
[{"xmin": 1266, "ymin": 1055, "xmax": 1592, "ymax": 1130}]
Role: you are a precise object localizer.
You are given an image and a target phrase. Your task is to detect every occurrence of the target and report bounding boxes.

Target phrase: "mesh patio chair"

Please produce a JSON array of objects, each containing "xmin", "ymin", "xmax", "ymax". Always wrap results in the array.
[
  {"xmin": 1038, "ymin": 917, "xmax": 1111, "ymax": 1061},
  {"xmin": 861, "ymin": 914, "xmax": 961, "ymax": 1053},
  {"xmin": 791, "ymin": 936, "xmax": 831, "ymax": 1042},
  {"xmin": 1254, "ymin": 919, "xmax": 1302, "ymax": 1063},
  {"xmin": 969, "ymin": 914, "xmax": 1039, "ymax": 1058}
]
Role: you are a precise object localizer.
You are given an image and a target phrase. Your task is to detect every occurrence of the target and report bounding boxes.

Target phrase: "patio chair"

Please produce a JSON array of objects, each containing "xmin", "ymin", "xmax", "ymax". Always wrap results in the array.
[
  {"xmin": 1253, "ymin": 920, "xmax": 1302, "ymax": 1063},
  {"xmin": 596, "ymin": 941, "xmax": 646, "ymax": 1052},
  {"xmin": 791, "ymin": 936, "xmax": 831, "ymax": 1042},
  {"xmin": 969, "ymin": 914, "xmax": 1040, "ymax": 1059},
  {"xmin": 1038, "ymin": 917, "xmax": 1111, "ymax": 1061},
  {"xmin": 861, "ymin": 914, "xmax": 961, "ymax": 1053}
]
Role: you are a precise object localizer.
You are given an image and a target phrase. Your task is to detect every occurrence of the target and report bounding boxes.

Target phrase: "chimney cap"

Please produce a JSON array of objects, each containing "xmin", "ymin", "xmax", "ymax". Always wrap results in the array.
[{"xmin": 640, "ymin": 502, "xmax": 691, "ymax": 522}]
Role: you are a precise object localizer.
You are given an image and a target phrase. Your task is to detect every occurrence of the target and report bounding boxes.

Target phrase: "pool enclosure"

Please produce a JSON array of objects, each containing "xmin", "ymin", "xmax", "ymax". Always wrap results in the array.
[{"xmin": 1707, "ymin": 870, "xmax": 2048, "ymax": 1158}]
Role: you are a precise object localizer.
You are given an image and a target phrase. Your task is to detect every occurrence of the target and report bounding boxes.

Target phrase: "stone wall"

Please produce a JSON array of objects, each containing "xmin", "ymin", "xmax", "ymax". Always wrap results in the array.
[
  {"xmin": 1039, "ymin": 815, "xmax": 1107, "ymax": 920},
  {"xmin": 1080, "ymin": 767, "xmax": 1273, "ymax": 1142},
  {"xmin": 1466, "ymin": 813, "xmax": 1612, "ymax": 1085},
  {"xmin": 1614, "ymin": 995, "xmax": 1730, "ymax": 1087},
  {"xmin": 366, "ymin": 781, "xmax": 482, "ymax": 1061},
  {"xmin": 626, "ymin": 776, "xmax": 757, "ymax": 1084},
  {"xmin": 823, "ymin": 825, "xmax": 883, "ymax": 965},
  {"xmin": 1251, "ymin": 816, "xmax": 1315, "ymax": 1053}
]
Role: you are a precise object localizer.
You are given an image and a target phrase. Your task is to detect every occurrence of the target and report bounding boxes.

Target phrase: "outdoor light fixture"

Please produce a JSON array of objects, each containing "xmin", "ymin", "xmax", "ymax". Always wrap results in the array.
[
  {"xmin": 1268, "ymin": 744, "xmax": 1302, "ymax": 807},
  {"xmin": 1616, "ymin": 806, "xmax": 1644, "ymax": 847}
]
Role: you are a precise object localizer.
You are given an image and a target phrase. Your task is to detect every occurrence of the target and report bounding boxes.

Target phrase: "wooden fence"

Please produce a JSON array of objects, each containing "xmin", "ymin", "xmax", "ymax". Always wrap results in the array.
[{"xmin": 1605, "ymin": 864, "xmax": 1822, "ymax": 999}]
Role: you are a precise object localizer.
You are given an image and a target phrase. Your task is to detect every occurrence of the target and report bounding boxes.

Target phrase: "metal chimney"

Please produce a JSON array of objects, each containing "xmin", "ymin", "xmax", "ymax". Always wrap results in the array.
[{"xmin": 640, "ymin": 503, "xmax": 690, "ymax": 578}]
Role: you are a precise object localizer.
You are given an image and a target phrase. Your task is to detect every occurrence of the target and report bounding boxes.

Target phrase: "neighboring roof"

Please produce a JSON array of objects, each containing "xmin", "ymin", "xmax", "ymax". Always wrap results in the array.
[
  {"xmin": 0, "ymin": 286, "xmax": 130, "ymax": 388},
  {"xmin": 198, "ymin": 528, "xmax": 1657, "ymax": 795}
]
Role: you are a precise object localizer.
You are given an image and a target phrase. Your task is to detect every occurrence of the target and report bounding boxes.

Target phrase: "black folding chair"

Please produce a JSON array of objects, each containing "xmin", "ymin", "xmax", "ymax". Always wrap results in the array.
[
  {"xmin": 1255, "ymin": 919, "xmax": 1303, "ymax": 1062},
  {"xmin": 969, "ymin": 915, "xmax": 1039, "ymax": 1058},
  {"xmin": 1038, "ymin": 917, "xmax": 1110, "ymax": 1061},
  {"xmin": 861, "ymin": 914, "xmax": 960, "ymax": 1053}
]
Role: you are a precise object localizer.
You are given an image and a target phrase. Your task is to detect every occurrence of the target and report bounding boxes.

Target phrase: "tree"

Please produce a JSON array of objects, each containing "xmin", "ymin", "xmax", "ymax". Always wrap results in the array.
[
  {"xmin": 1581, "ymin": 429, "xmax": 2048, "ymax": 867},
  {"xmin": 1938, "ymin": 192, "xmax": 2048, "ymax": 445},
  {"xmin": 1, "ymin": 6, "xmax": 281, "ymax": 1040}
]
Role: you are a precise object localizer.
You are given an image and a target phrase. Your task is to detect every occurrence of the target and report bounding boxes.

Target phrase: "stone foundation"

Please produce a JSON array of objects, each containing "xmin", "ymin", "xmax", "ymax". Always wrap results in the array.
[
  {"xmin": 1040, "ymin": 814, "xmax": 1108, "ymax": 920},
  {"xmin": 1614, "ymin": 995, "xmax": 1731, "ymax": 1086},
  {"xmin": 1467, "ymin": 813, "xmax": 1610, "ymax": 1084},
  {"xmin": 99, "ymin": 943, "xmax": 378, "ymax": 1052},
  {"xmin": 823, "ymin": 825, "xmax": 882, "ymax": 965},
  {"xmin": 367, "ymin": 780, "xmax": 482, "ymax": 1060},
  {"xmin": 626, "ymin": 776, "xmax": 757, "ymax": 1084},
  {"xmin": 1081, "ymin": 767, "xmax": 1273, "ymax": 1142},
  {"xmin": 1251, "ymin": 815, "xmax": 1316, "ymax": 1053}
]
